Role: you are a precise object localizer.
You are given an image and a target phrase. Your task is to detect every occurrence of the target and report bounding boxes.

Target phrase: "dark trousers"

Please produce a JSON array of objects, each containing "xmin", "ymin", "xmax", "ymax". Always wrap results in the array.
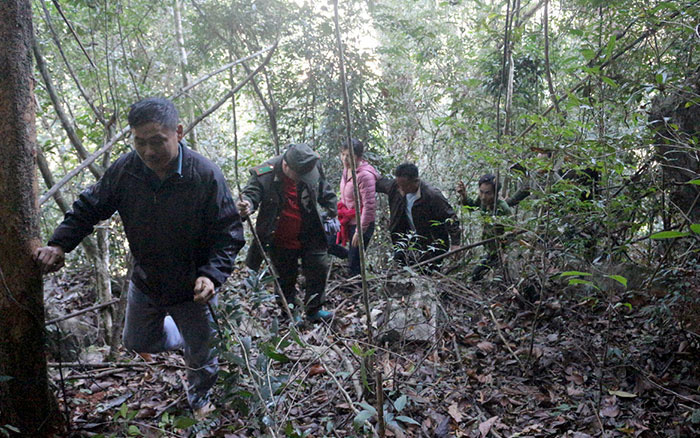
[
  {"xmin": 269, "ymin": 246, "xmax": 329, "ymax": 315},
  {"xmin": 346, "ymin": 222, "xmax": 375, "ymax": 277},
  {"xmin": 392, "ymin": 234, "xmax": 445, "ymax": 274}
]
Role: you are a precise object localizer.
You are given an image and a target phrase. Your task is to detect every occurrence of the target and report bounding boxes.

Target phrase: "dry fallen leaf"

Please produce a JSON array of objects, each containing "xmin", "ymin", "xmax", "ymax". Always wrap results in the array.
[
  {"xmin": 448, "ymin": 402, "xmax": 463, "ymax": 423},
  {"xmin": 478, "ymin": 415, "xmax": 498, "ymax": 437},
  {"xmin": 308, "ymin": 363, "xmax": 325, "ymax": 377},
  {"xmin": 477, "ymin": 341, "xmax": 496, "ymax": 353}
]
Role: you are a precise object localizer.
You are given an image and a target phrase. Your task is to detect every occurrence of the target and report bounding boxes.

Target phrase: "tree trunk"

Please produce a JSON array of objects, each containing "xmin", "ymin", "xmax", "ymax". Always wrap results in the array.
[{"xmin": 0, "ymin": 1, "xmax": 60, "ymax": 435}]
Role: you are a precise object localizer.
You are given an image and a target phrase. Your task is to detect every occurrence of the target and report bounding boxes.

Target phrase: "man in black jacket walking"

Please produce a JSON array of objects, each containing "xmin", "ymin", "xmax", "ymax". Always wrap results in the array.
[
  {"xmin": 34, "ymin": 97, "xmax": 244, "ymax": 418},
  {"xmin": 237, "ymin": 143, "xmax": 337, "ymax": 323},
  {"xmin": 377, "ymin": 163, "xmax": 460, "ymax": 271}
]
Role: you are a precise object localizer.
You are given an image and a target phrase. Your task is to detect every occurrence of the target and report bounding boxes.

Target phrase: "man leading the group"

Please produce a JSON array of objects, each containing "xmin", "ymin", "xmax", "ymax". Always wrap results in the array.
[
  {"xmin": 237, "ymin": 143, "xmax": 337, "ymax": 323},
  {"xmin": 33, "ymin": 97, "xmax": 245, "ymax": 418}
]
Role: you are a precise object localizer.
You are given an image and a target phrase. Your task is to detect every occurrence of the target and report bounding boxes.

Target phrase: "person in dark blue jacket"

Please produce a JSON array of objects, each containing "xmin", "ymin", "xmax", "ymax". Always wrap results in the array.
[{"xmin": 33, "ymin": 97, "xmax": 244, "ymax": 418}]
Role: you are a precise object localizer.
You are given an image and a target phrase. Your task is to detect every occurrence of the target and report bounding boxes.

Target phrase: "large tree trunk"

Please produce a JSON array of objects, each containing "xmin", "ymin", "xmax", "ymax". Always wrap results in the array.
[
  {"xmin": 0, "ymin": 1, "xmax": 60, "ymax": 435},
  {"xmin": 649, "ymin": 70, "xmax": 700, "ymax": 222}
]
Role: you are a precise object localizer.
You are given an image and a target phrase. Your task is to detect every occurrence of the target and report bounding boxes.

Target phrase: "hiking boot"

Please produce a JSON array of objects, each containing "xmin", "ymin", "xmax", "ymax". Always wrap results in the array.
[{"xmin": 307, "ymin": 309, "xmax": 333, "ymax": 323}]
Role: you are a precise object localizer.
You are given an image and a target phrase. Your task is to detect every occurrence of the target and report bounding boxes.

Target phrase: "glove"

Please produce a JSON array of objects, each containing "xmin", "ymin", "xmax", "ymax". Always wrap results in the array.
[{"xmin": 323, "ymin": 217, "xmax": 340, "ymax": 235}]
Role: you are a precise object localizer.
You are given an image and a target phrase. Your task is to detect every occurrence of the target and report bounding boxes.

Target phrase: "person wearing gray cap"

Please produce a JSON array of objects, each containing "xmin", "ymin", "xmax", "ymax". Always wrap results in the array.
[{"xmin": 237, "ymin": 143, "xmax": 338, "ymax": 322}]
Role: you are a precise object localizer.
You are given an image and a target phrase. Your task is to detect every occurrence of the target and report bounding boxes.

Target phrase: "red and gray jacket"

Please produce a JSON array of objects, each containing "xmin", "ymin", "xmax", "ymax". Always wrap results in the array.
[{"xmin": 241, "ymin": 154, "xmax": 337, "ymax": 252}]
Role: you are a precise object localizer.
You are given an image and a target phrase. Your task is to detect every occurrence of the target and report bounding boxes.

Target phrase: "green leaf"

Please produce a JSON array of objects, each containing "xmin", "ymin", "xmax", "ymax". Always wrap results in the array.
[
  {"xmin": 581, "ymin": 48, "xmax": 596, "ymax": 61},
  {"xmin": 127, "ymin": 425, "xmax": 142, "ymax": 436},
  {"xmin": 568, "ymin": 278, "xmax": 598, "ymax": 288},
  {"xmin": 606, "ymin": 275, "xmax": 628, "ymax": 287},
  {"xmin": 601, "ymin": 76, "xmax": 618, "ymax": 87},
  {"xmin": 359, "ymin": 402, "xmax": 377, "ymax": 416},
  {"xmin": 173, "ymin": 416, "xmax": 197, "ymax": 429},
  {"xmin": 690, "ymin": 224, "xmax": 700, "ymax": 234},
  {"xmin": 686, "ymin": 179, "xmax": 700, "ymax": 185},
  {"xmin": 262, "ymin": 344, "xmax": 290, "ymax": 363},
  {"xmin": 604, "ymin": 35, "xmax": 617, "ymax": 61},
  {"xmin": 394, "ymin": 394, "xmax": 408, "ymax": 412},
  {"xmin": 351, "ymin": 343, "xmax": 364, "ymax": 356},
  {"xmin": 354, "ymin": 409, "xmax": 374, "ymax": 425},
  {"xmin": 650, "ymin": 231, "xmax": 690, "ymax": 239},
  {"xmin": 396, "ymin": 415, "xmax": 421, "ymax": 426},
  {"xmin": 559, "ymin": 271, "xmax": 593, "ymax": 277}
]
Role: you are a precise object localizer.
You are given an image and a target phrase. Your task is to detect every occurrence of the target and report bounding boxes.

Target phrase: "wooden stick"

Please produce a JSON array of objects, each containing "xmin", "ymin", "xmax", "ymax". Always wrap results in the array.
[{"xmin": 45, "ymin": 299, "xmax": 119, "ymax": 325}]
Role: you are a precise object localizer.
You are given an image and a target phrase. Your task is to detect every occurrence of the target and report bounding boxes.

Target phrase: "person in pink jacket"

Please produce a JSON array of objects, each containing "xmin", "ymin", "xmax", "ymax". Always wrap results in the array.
[{"xmin": 339, "ymin": 139, "xmax": 380, "ymax": 276}]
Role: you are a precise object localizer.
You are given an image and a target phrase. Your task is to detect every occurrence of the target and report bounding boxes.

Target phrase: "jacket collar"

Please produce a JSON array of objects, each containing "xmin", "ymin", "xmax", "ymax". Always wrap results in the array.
[{"xmin": 128, "ymin": 141, "xmax": 192, "ymax": 184}]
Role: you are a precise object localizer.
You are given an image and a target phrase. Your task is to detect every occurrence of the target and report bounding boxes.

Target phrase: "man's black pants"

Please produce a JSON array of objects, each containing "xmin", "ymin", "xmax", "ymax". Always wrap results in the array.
[{"xmin": 269, "ymin": 246, "xmax": 329, "ymax": 315}]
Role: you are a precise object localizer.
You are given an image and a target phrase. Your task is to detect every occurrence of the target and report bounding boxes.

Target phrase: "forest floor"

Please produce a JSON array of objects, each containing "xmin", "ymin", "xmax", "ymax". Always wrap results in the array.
[{"xmin": 45, "ymin": 257, "xmax": 700, "ymax": 437}]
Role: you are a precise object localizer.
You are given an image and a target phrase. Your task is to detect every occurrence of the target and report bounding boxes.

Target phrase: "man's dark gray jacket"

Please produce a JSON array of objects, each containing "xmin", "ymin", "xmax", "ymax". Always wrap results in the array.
[
  {"xmin": 376, "ymin": 177, "xmax": 461, "ymax": 252},
  {"xmin": 49, "ymin": 143, "xmax": 245, "ymax": 306}
]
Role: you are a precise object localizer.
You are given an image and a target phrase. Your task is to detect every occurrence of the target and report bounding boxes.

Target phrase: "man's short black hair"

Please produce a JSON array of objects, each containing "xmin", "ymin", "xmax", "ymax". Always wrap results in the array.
[
  {"xmin": 478, "ymin": 173, "xmax": 500, "ymax": 193},
  {"xmin": 341, "ymin": 138, "xmax": 364, "ymax": 158},
  {"xmin": 395, "ymin": 163, "xmax": 419, "ymax": 180},
  {"xmin": 128, "ymin": 97, "xmax": 179, "ymax": 131}
]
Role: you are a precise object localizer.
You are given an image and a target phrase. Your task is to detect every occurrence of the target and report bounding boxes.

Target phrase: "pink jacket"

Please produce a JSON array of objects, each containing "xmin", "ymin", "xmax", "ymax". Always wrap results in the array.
[{"xmin": 340, "ymin": 160, "xmax": 380, "ymax": 230}]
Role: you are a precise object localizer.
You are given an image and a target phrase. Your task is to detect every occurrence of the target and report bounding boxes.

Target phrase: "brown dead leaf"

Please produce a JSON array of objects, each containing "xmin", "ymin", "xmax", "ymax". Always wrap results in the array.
[
  {"xmin": 447, "ymin": 402, "xmax": 463, "ymax": 423},
  {"xmin": 478, "ymin": 416, "xmax": 499, "ymax": 437},
  {"xmin": 567, "ymin": 385, "xmax": 585, "ymax": 397},
  {"xmin": 308, "ymin": 363, "xmax": 325, "ymax": 377},
  {"xmin": 477, "ymin": 341, "xmax": 495, "ymax": 353}
]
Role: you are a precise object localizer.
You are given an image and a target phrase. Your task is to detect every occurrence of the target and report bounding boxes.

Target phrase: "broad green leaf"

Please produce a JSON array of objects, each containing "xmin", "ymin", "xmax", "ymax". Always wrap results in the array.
[
  {"xmin": 687, "ymin": 179, "xmax": 700, "ymax": 185},
  {"xmin": 128, "ymin": 425, "xmax": 142, "ymax": 436},
  {"xmin": 354, "ymin": 409, "xmax": 374, "ymax": 425},
  {"xmin": 559, "ymin": 271, "xmax": 593, "ymax": 277},
  {"xmin": 359, "ymin": 402, "xmax": 377, "ymax": 416},
  {"xmin": 173, "ymin": 416, "xmax": 197, "ymax": 429},
  {"xmin": 396, "ymin": 415, "xmax": 421, "ymax": 425},
  {"xmin": 690, "ymin": 224, "xmax": 700, "ymax": 234},
  {"xmin": 650, "ymin": 231, "xmax": 689, "ymax": 239},
  {"xmin": 581, "ymin": 48, "xmax": 596, "ymax": 61},
  {"xmin": 606, "ymin": 275, "xmax": 628, "ymax": 287},
  {"xmin": 394, "ymin": 394, "xmax": 408, "ymax": 412},
  {"xmin": 262, "ymin": 344, "xmax": 290, "ymax": 363}
]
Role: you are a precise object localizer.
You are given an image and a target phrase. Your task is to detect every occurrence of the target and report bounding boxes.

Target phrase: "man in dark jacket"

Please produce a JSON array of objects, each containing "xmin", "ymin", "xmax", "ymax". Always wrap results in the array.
[
  {"xmin": 376, "ymin": 163, "xmax": 460, "ymax": 270},
  {"xmin": 33, "ymin": 97, "xmax": 244, "ymax": 418},
  {"xmin": 237, "ymin": 143, "xmax": 337, "ymax": 322}
]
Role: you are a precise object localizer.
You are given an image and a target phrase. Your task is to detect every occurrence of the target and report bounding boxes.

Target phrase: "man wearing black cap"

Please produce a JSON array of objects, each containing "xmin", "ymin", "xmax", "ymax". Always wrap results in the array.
[{"xmin": 237, "ymin": 143, "xmax": 337, "ymax": 322}]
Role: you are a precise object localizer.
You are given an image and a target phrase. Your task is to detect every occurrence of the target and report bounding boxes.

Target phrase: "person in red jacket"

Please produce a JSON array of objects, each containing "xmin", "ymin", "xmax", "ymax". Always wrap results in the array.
[{"xmin": 338, "ymin": 139, "xmax": 380, "ymax": 277}]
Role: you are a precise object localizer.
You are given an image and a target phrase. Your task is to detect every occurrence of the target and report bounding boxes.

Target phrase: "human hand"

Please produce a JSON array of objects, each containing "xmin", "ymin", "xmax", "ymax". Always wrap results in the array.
[
  {"xmin": 237, "ymin": 199, "xmax": 252, "ymax": 218},
  {"xmin": 193, "ymin": 276, "xmax": 215, "ymax": 304},
  {"xmin": 456, "ymin": 180, "xmax": 466, "ymax": 197},
  {"xmin": 351, "ymin": 232, "xmax": 360, "ymax": 248},
  {"xmin": 33, "ymin": 245, "xmax": 65, "ymax": 274}
]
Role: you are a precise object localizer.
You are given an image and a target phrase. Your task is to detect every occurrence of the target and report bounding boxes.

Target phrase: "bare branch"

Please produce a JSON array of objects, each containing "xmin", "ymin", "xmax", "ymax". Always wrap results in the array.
[{"xmin": 32, "ymin": 35, "xmax": 104, "ymax": 179}]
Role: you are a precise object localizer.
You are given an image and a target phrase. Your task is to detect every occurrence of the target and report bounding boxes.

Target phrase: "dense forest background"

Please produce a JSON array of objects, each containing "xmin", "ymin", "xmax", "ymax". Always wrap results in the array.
[{"xmin": 7, "ymin": 0, "xmax": 699, "ymax": 436}]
